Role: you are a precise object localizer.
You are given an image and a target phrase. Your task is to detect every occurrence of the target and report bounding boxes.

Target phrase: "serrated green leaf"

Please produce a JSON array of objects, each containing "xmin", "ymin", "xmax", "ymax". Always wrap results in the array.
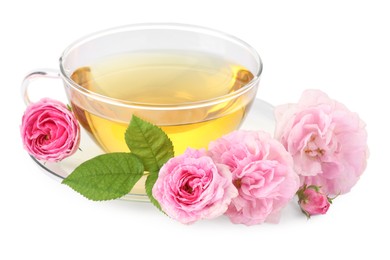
[
  {"xmin": 125, "ymin": 115, "xmax": 174, "ymax": 172},
  {"xmin": 145, "ymin": 172, "xmax": 163, "ymax": 212},
  {"xmin": 62, "ymin": 153, "xmax": 144, "ymax": 201}
]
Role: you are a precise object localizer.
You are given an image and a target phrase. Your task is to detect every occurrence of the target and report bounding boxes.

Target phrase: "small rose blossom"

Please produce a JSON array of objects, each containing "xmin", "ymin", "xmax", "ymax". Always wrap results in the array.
[
  {"xmin": 152, "ymin": 148, "xmax": 238, "ymax": 224},
  {"xmin": 297, "ymin": 185, "xmax": 331, "ymax": 218},
  {"xmin": 274, "ymin": 89, "xmax": 369, "ymax": 195},
  {"xmin": 209, "ymin": 130, "xmax": 300, "ymax": 225},
  {"xmin": 21, "ymin": 98, "xmax": 80, "ymax": 162}
]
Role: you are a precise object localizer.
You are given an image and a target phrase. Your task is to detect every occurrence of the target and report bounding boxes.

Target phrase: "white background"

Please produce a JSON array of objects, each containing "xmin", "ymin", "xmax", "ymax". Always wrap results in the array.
[{"xmin": 1, "ymin": 0, "xmax": 389, "ymax": 259}]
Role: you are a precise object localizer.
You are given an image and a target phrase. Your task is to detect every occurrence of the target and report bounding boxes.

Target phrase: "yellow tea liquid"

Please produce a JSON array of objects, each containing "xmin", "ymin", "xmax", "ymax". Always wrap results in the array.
[{"xmin": 70, "ymin": 51, "xmax": 254, "ymax": 155}]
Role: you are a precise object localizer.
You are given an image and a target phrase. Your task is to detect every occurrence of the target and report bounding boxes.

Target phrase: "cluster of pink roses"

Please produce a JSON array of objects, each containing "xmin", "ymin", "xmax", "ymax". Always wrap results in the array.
[
  {"xmin": 153, "ymin": 131, "xmax": 300, "ymax": 225},
  {"xmin": 21, "ymin": 90, "xmax": 369, "ymax": 225},
  {"xmin": 153, "ymin": 90, "xmax": 368, "ymax": 224}
]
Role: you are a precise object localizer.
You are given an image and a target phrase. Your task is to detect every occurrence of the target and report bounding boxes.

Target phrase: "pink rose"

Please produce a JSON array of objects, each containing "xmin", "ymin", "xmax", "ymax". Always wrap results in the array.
[
  {"xmin": 21, "ymin": 98, "xmax": 80, "ymax": 162},
  {"xmin": 209, "ymin": 131, "xmax": 300, "ymax": 225},
  {"xmin": 152, "ymin": 148, "xmax": 238, "ymax": 224},
  {"xmin": 297, "ymin": 185, "xmax": 331, "ymax": 217},
  {"xmin": 275, "ymin": 90, "xmax": 368, "ymax": 194},
  {"xmin": 274, "ymin": 89, "xmax": 368, "ymax": 195}
]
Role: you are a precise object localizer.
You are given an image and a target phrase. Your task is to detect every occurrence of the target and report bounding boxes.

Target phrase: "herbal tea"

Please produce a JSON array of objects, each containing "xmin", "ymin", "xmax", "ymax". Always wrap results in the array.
[{"xmin": 70, "ymin": 51, "xmax": 254, "ymax": 155}]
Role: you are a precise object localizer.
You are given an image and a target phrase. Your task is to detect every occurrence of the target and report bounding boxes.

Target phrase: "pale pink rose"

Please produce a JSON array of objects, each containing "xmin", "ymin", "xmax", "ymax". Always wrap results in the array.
[
  {"xmin": 209, "ymin": 131, "xmax": 300, "ymax": 225},
  {"xmin": 21, "ymin": 98, "xmax": 80, "ymax": 162},
  {"xmin": 297, "ymin": 185, "xmax": 331, "ymax": 217},
  {"xmin": 152, "ymin": 148, "xmax": 238, "ymax": 224},
  {"xmin": 274, "ymin": 89, "xmax": 369, "ymax": 195}
]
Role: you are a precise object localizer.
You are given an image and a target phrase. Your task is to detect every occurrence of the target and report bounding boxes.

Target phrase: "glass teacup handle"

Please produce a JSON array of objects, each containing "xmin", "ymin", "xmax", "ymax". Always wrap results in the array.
[{"xmin": 21, "ymin": 69, "xmax": 60, "ymax": 105}]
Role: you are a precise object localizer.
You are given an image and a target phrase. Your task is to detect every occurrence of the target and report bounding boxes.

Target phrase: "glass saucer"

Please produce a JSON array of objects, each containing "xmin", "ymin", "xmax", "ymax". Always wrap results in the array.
[{"xmin": 31, "ymin": 98, "xmax": 275, "ymax": 202}]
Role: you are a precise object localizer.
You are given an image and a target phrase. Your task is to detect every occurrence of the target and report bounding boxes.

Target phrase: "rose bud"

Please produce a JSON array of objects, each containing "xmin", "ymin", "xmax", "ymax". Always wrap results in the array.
[{"xmin": 297, "ymin": 185, "xmax": 332, "ymax": 218}]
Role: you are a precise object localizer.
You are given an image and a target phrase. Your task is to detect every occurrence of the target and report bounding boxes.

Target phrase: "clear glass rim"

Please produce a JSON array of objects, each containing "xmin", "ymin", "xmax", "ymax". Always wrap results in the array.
[{"xmin": 59, "ymin": 23, "xmax": 263, "ymax": 110}]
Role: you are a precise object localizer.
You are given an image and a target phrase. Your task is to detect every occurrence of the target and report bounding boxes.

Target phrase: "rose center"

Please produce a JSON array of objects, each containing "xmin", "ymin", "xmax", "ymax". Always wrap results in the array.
[
  {"xmin": 233, "ymin": 179, "xmax": 242, "ymax": 189},
  {"xmin": 183, "ymin": 183, "xmax": 193, "ymax": 194},
  {"xmin": 304, "ymin": 136, "xmax": 325, "ymax": 158}
]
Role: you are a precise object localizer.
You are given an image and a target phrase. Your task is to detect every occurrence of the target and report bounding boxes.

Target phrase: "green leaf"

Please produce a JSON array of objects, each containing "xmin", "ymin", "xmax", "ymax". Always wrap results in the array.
[
  {"xmin": 145, "ymin": 172, "xmax": 163, "ymax": 212},
  {"xmin": 125, "ymin": 115, "xmax": 174, "ymax": 173},
  {"xmin": 62, "ymin": 153, "xmax": 144, "ymax": 201}
]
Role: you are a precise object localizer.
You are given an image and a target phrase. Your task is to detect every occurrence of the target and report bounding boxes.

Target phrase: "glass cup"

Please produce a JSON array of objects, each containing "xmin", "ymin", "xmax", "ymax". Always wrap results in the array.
[{"xmin": 22, "ymin": 24, "xmax": 263, "ymax": 157}]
